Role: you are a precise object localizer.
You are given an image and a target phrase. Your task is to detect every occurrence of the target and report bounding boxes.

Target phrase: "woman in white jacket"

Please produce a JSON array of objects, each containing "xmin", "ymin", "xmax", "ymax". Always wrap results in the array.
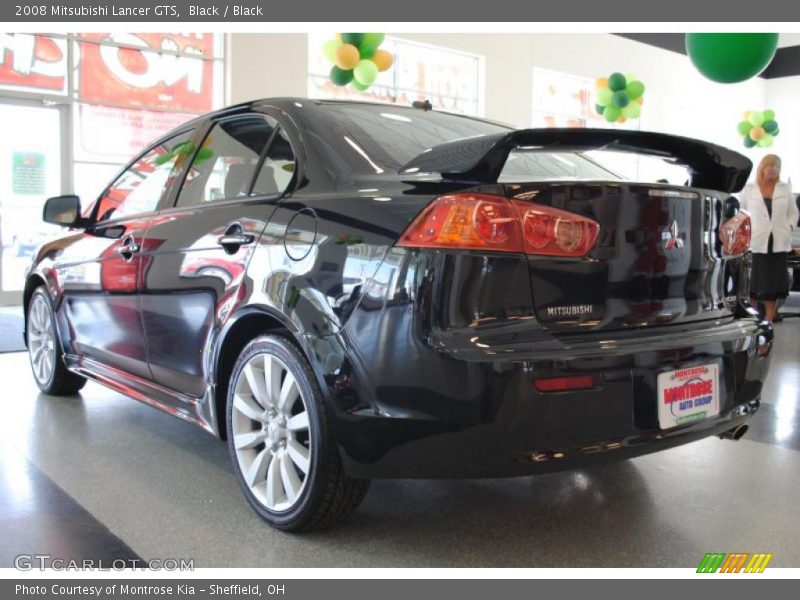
[{"xmin": 738, "ymin": 154, "xmax": 799, "ymax": 322}]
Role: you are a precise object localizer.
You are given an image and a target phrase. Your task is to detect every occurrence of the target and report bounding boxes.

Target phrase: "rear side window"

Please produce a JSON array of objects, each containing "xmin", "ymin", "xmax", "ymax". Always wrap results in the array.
[
  {"xmin": 251, "ymin": 129, "xmax": 296, "ymax": 196},
  {"xmin": 94, "ymin": 130, "xmax": 194, "ymax": 222},
  {"xmin": 176, "ymin": 115, "xmax": 278, "ymax": 207}
]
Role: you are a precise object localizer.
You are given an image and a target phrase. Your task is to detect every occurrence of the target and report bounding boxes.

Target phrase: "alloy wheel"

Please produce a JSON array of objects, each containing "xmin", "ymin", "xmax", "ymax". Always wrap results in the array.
[{"xmin": 28, "ymin": 293, "xmax": 56, "ymax": 387}]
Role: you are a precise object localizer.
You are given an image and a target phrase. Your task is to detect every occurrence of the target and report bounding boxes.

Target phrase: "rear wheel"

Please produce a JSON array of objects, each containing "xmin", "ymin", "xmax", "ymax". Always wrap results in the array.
[
  {"xmin": 226, "ymin": 334, "xmax": 369, "ymax": 531},
  {"xmin": 27, "ymin": 287, "xmax": 86, "ymax": 395}
]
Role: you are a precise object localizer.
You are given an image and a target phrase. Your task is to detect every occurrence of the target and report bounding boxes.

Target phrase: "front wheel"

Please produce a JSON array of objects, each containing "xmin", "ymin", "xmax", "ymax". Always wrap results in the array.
[
  {"xmin": 226, "ymin": 334, "xmax": 370, "ymax": 531},
  {"xmin": 27, "ymin": 287, "xmax": 86, "ymax": 395}
]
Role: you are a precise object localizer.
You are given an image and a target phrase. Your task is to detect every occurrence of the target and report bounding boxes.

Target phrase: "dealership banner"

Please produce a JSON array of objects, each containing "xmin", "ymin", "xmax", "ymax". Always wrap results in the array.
[
  {"xmin": 2, "ymin": 580, "xmax": 798, "ymax": 599},
  {"xmin": 3, "ymin": 0, "xmax": 800, "ymax": 21}
]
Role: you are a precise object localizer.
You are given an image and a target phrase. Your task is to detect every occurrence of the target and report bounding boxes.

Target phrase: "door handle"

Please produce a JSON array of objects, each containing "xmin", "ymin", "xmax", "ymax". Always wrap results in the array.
[
  {"xmin": 217, "ymin": 223, "xmax": 254, "ymax": 254},
  {"xmin": 116, "ymin": 236, "xmax": 140, "ymax": 261}
]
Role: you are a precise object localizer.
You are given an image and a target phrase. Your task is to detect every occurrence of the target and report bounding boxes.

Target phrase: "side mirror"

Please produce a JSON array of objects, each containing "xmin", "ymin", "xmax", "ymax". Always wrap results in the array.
[
  {"xmin": 43, "ymin": 195, "xmax": 83, "ymax": 227},
  {"xmin": 723, "ymin": 196, "xmax": 740, "ymax": 220}
]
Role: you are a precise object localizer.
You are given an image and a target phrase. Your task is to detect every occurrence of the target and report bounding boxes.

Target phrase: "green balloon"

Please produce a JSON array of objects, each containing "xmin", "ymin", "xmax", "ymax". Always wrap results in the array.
[
  {"xmin": 621, "ymin": 102, "xmax": 641, "ymax": 119},
  {"xmin": 596, "ymin": 87, "xmax": 613, "ymax": 106},
  {"xmin": 773, "ymin": 127, "xmax": 780, "ymax": 136},
  {"xmin": 330, "ymin": 65, "xmax": 354, "ymax": 86},
  {"xmin": 595, "ymin": 103, "xmax": 606, "ymax": 115},
  {"xmin": 341, "ymin": 33, "xmax": 365, "ymax": 46},
  {"xmin": 763, "ymin": 109, "xmax": 775, "ymax": 121},
  {"xmin": 737, "ymin": 120, "xmax": 753, "ymax": 136},
  {"xmin": 763, "ymin": 119, "xmax": 779, "ymax": 134},
  {"xmin": 603, "ymin": 105, "xmax": 621, "ymax": 123},
  {"xmin": 323, "ymin": 39, "xmax": 342, "ymax": 62},
  {"xmin": 748, "ymin": 111, "xmax": 764, "ymax": 127},
  {"xmin": 612, "ymin": 90, "xmax": 630, "ymax": 108},
  {"xmin": 358, "ymin": 41, "xmax": 379, "ymax": 59},
  {"xmin": 625, "ymin": 80, "xmax": 645, "ymax": 100},
  {"xmin": 608, "ymin": 72, "xmax": 627, "ymax": 91},
  {"xmin": 743, "ymin": 136, "xmax": 757, "ymax": 148},
  {"xmin": 685, "ymin": 33, "xmax": 778, "ymax": 83},
  {"xmin": 351, "ymin": 80, "xmax": 371, "ymax": 91},
  {"xmin": 195, "ymin": 148, "xmax": 214, "ymax": 163},
  {"xmin": 759, "ymin": 133, "xmax": 774, "ymax": 147},
  {"xmin": 362, "ymin": 33, "xmax": 385, "ymax": 47},
  {"xmin": 353, "ymin": 59, "xmax": 378, "ymax": 86}
]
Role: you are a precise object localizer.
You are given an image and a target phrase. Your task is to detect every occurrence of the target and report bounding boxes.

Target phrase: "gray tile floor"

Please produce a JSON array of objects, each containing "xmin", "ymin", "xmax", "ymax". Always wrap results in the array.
[{"xmin": 1, "ymin": 317, "xmax": 799, "ymax": 568}]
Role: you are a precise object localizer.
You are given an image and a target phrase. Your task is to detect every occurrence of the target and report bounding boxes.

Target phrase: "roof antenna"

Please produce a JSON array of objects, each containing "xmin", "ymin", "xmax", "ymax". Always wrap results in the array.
[{"xmin": 412, "ymin": 100, "xmax": 433, "ymax": 111}]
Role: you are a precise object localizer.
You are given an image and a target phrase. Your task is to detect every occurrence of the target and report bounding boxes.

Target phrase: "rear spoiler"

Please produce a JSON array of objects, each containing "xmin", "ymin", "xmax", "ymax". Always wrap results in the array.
[{"xmin": 399, "ymin": 128, "xmax": 752, "ymax": 193}]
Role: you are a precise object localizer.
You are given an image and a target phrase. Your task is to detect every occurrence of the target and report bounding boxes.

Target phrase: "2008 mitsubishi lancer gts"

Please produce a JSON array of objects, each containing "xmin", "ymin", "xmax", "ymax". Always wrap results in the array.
[{"xmin": 24, "ymin": 98, "xmax": 771, "ymax": 530}]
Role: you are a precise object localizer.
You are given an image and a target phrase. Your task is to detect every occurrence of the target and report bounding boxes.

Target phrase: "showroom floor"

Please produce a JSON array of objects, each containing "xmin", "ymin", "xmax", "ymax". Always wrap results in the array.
[{"xmin": 1, "ymin": 313, "xmax": 799, "ymax": 568}]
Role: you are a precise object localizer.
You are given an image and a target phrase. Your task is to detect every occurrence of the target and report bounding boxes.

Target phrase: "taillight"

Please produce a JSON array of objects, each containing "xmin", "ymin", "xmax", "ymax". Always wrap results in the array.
[
  {"xmin": 719, "ymin": 211, "xmax": 751, "ymax": 255},
  {"xmin": 397, "ymin": 193, "xmax": 599, "ymax": 257},
  {"xmin": 534, "ymin": 375, "xmax": 595, "ymax": 393},
  {"xmin": 511, "ymin": 200, "xmax": 600, "ymax": 257}
]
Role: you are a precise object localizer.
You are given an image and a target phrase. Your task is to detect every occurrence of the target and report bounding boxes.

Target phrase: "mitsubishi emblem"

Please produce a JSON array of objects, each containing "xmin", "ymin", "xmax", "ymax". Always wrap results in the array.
[{"xmin": 663, "ymin": 219, "xmax": 684, "ymax": 249}]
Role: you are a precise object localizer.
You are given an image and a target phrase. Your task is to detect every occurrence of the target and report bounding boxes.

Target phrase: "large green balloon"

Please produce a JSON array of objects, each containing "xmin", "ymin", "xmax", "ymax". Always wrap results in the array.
[
  {"xmin": 341, "ymin": 33, "xmax": 365, "ymax": 46},
  {"xmin": 353, "ymin": 59, "xmax": 379, "ymax": 86},
  {"xmin": 612, "ymin": 90, "xmax": 630, "ymax": 108},
  {"xmin": 685, "ymin": 33, "xmax": 779, "ymax": 83},
  {"xmin": 737, "ymin": 120, "xmax": 753, "ymax": 136},
  {"xmin": 608, "ymin": 72, "xmax": 627, "ymax": 91},
  {"xmin": 603, "ymin": 105, "xmax": 621, "ymax": 123},
  {"xmin": 625, "ymin": 80, "xmax": 645, "ymax": 100},
  {"xmin": 763, "ymin": 119, "xmax": 779, "ymax": 134},
  {"xmin": 330, "ymin": 65, "xmax": 354, "ymax": 86},
  {"xmin": 596, "ymin": 87, "xmax": 613, "ymax": 106}
]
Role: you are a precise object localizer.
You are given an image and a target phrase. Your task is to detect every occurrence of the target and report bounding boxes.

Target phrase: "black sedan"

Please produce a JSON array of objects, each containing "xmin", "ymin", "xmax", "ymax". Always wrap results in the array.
[{"xmin": 24, "ymin": 99, "xmax": 772, "ymax": 531}]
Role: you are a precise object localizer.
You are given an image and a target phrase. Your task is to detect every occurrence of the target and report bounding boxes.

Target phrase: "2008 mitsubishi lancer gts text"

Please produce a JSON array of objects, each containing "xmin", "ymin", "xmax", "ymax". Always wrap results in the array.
[{"xmin": 23, "ymin": 99, "xmax": 772, "ymax": 531}]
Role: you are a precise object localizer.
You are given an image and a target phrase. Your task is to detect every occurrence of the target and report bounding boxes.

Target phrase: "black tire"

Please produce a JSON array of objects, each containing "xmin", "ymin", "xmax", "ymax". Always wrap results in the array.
[
  {"xmin": 26, "ymin": 287, "xmax": 86, "ymax": 395},
  {"xmin": 226, "ymin": 334, "xmax": 370, "ymax": 531}
]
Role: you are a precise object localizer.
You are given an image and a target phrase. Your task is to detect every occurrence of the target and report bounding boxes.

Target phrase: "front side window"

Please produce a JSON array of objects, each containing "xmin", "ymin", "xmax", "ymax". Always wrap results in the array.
[
  {"xmin": 176, "ymin": 115, "xmax": 277, "ymax": 206},
  {"xmin": 94, "ymin": 130, "xmax": 194, "ymax": 222}
]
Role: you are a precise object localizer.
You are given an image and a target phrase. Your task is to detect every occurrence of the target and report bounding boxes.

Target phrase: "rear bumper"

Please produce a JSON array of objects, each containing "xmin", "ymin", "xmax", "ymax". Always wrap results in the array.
[{"xmin": 328, "ymin": 311, "xmax": 772, "ymax": 479}]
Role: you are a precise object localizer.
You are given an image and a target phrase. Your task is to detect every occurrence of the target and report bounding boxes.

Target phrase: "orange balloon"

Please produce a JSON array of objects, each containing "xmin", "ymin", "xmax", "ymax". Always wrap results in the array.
[
  {"xmin": 749, "ymin": 126, "xmax": 765, "ymax": 141},
  {"xmin": 596, "ymin": 77, "xmax": 609, "ymax": 89},
  {"xmin": 371, "ymin": 49, "xmax": 394, "ymax": 72},
  {"xmin": 618, "ymin": 115, "xmax": 628, "ymax": 123},
  {"xmin": 635, "ymin": 96, "xmax": 644, "ymax": 105},
  {"xmin": 334, "ymin": 44, "xmax": 360, "ymax": 70}
]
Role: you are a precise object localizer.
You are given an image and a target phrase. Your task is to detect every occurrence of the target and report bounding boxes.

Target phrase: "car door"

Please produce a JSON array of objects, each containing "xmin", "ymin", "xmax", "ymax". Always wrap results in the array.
[
  {"xmin": 139, "ymin": 113, "xmax": 292, "ymax": 397},
  {"xmin": 54, "ymin": 128, "xmax": 196, "ymax": 380}
]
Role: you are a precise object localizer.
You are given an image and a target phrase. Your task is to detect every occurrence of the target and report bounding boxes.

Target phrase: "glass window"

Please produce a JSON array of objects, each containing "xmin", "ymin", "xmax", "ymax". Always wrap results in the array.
[
  {"xmin": 252, "ymin": 129, "xmax": 296, "ymax": 196},
  {"xmin": 94, "ymin": 130, "xmax": 194, "ymax": 222},
  {"xmin": 176, "ymin": 116, "xmax": 277, "ymax": 206}
]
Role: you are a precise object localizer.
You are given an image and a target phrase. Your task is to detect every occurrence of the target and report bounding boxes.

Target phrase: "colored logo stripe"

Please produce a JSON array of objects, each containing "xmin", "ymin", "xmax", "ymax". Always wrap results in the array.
[
  {"xmin": 697, "ymin": 552, "xmax": 772, "ymax": 573},
  {"xmin": 720, "ymin": 553, "xmax": 749, "ymax": 573},
  {"xmin": 697, "ymin": 553, "xmax": 726, "ymax": 573},
  {"xmin": 744, "ymin": 553, "xmax": 773, "ymax": 573}
]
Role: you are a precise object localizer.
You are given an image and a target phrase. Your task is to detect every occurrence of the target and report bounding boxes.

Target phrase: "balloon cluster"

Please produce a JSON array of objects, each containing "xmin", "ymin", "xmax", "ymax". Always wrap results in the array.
[
  {"xmin": 595, "ymin": 73, "xmax": 645, "ymax": 124},
  {"xmin": 738, "ymin": 110, "xmax": 780, "ymax": 148},
  {"xmin": 322, "ymin": 33, "xmax": 394, "ymax": 91}
]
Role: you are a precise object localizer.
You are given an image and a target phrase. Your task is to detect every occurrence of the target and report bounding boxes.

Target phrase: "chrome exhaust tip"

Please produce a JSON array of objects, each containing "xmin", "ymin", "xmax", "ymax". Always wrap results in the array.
[{"xmin": 719, "ymin": 424, "xmax": 749, "ymax": 441}]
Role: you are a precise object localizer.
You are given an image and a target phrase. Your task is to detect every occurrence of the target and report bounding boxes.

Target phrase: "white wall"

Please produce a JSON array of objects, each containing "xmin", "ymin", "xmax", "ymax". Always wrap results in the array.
[
  {"xmin": 229, "ymin": 32, "xmax": 800, "ymax": 185},
  {"xmin": 764, "ymin": 76, "xmax": 800, "ymax": 189}
]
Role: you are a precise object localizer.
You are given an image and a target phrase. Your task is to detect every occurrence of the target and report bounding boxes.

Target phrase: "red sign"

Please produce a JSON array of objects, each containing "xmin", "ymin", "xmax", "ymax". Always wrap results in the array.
[
  {"xmin": 0, "ymin": 34, "xmax": 67, "ymax": 92},
  {"xmin": 79, "ymin": 33, "xmax": 215, "ymax": 112}
]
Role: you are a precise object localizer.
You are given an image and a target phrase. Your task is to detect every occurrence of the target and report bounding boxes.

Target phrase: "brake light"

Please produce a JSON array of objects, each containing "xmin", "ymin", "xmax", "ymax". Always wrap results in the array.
[
  {"xmin": 511, "ymin": 200, "xmax": 600, "ymax": 257},
  {"xmin": 397, "ymin": 193, "xmax": 599, "ymax": 257},
  {"xmin": 719, "ymin": 211, "xmax": 751, "ymax": 255},
  {"xmin": 534, "ymin": 375, "xmax": 595, "ymax": 393}
]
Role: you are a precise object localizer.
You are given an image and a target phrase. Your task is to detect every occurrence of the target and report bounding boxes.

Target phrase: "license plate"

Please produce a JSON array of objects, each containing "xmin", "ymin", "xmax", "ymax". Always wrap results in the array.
[{"xmin": 657, "ymin": 363, "xmax": 720, "ymax": 429}]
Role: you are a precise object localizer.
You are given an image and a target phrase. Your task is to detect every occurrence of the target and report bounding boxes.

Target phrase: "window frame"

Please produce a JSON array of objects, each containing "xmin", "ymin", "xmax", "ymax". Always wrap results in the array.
[
  {"xmin": 86, "ymin": 125, "xmax": 199, "ymax": 226},
  {"xmin": 166, "ymin": 110, "xmax": 301, "ymax": 212}
]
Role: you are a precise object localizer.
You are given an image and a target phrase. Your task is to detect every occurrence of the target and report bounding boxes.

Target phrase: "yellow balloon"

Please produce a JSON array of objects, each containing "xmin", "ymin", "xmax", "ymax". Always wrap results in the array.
[
  {"xmin": 749, "ymin": 126, "xmax": 765, "ymax": 141},
  {"xmin": 334, "ymin": 44, "xmax": 361, "ymax": 70},
  {"xmin": 371, "ymin": 49, "xmax": 394, "ymax": 72},
  {"xmin": 596, "ymin": 77, "xmax": 609, "ymax": 89},
  {"xmin": 743, "ymin": 111, "xmax": 751, "ymax": 121}
]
